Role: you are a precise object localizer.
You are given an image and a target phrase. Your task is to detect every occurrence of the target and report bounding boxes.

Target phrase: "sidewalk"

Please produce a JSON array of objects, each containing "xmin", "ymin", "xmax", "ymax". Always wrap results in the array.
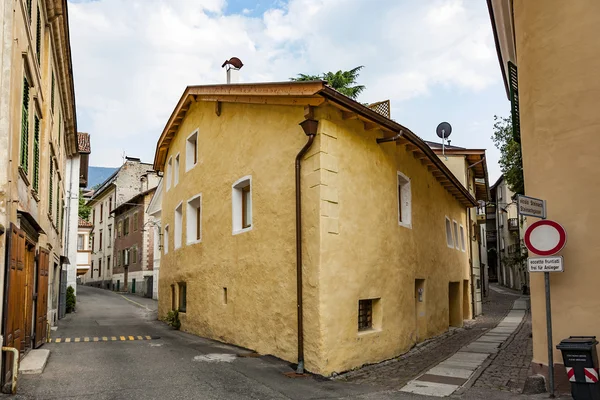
[
  {"xmin": 338, "ymin": 285, "xmax": 522, "ymax": 389},
  {"xmin": 119, "ymin": 292, "xmax": 158, "ymax": 311}
]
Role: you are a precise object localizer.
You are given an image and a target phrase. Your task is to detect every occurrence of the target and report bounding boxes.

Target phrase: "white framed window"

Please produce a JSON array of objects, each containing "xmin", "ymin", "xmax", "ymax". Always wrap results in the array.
[
  {"xmin": 163, "ymin": 224, "xmax": 169, "ymax": 254},
  {"xmin": 186, "ymin": 194, "xmax": 202, "ymax": 245},
  {"xmin": 397, "ymin": 171, "xmax": 412, "ymax": 228},
  {"xmin": 453, "ymin": 220, "xmax": 460, "ymax": 250},
  {"xmin": 445, "ymin": 217, "xmax": 454, "ymax": 248},
  {"xmin": 166, "ymin": 157, "xmax": 172, "ymax": 190},
  {"xmin": 232, "ymin": 176, "xmax": 252, "ymax": 234},
  {"xmin": 499, "ymin": 212, "xmax": 504, "ymax": 227},
  {"xmin": 174, "ymin": 202, "xmax": 183, "ymax": 249},
  {"xmin": 186, "ymin": 129, "xmax": 198, "ymax": 171},
  {"xmin": 174, "ymin": 153, "xmax": 180, "ymax": 186},
  {"xmin": 459, "ymin": 224, "xmax": 466, "ymax": 251}
]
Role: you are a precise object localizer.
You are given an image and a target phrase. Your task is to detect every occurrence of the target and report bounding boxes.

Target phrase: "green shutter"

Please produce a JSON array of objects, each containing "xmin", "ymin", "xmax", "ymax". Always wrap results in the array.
[
  {"xmin": 33, "ymin": 115, "xmax": 40, "ymax": 191},
  {"xmin": 20, "ymin": 77, "xmax": 29, "ymax": 173},
  {"xmin": 56, "ymin": 189, "xmax": 60, "ymax": 226},
  {"xmin": 508, "ymin": 61, "xmax": 520, "ymax": 143},
  {"xmin": 35, "ymin": 6, "xmax": 41, "ymax": 64},
  {"xmin": 49, "ymin": 160, "xmax": 53, "ymax": 216},
  {"xmin": 61, "ymin": 200, "xmax": 65, "ymax": 238},
  {"xmin": 51, "ymin": 72, "xmax": 55, "ymax": 112},
  {"xmin": 27, "ymin": 0, "xmax": 32, "ymax": 21}
]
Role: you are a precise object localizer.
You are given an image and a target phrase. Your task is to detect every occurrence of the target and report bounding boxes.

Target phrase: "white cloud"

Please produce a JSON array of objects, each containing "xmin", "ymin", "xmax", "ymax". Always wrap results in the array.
[{"xmin": 68, "ymin": 0, "xmax": 502, "ymax": 168}]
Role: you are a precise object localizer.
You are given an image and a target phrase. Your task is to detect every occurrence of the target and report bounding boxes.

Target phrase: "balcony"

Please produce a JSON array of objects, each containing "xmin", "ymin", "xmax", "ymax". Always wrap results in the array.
[{"xmin": 508, "ymin": 218, "xmax": 519, "ymax": 232}]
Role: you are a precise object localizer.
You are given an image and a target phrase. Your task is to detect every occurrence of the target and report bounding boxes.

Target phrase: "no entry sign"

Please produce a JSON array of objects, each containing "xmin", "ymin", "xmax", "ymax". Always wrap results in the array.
[{"xmin": 524, "ymin": 220, "xmax": 567, "ymax": 256}]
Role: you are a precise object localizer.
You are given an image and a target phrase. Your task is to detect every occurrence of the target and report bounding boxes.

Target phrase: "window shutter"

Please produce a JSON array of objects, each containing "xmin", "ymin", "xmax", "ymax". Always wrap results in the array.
[
  {"xmin": 26, "ymin": 0, "xmax": 32, "ymax": 21},
  {"xmin": 35, "ymin": 6, "xmax": 41, "ymax": 64},
  {"xmin": 20, "ymin": 77, "xmax": 29, "ymax": 173},
  {"xmin": 49, "ymin": 160, "xmax": 53, "ymax": 215},
  {"xmin": 33, "ymin": 115, "xmax": 40, "ymax": 191},
  {"xmin": 51, "ymin": 72, "xmax": 55, "ymax": 112},
  {"xmin": 508, "ymin": 61, "xmax": 520, "ymax": 143}
]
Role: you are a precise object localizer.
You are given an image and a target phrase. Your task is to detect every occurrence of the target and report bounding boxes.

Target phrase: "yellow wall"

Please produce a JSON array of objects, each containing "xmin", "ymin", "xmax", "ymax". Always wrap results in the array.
[
  {"xmin": 514, "ymin": 0, "xmax": 600, "ymax": 368},
  {"xmin": 159, "ymin": 100, "xmax": 472, "ymax": 376}
]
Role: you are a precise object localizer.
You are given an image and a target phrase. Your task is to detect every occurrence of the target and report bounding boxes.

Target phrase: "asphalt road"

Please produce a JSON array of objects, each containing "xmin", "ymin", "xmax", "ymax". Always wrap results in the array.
[{"xmin": 14, "ymin": 286, "xmax": 564, "ymax": 400}]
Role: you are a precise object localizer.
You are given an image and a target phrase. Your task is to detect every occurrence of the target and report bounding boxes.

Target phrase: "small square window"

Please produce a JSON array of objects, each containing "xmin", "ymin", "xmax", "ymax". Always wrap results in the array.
[
  {"xmin": 453, "ymin": 220, "xmax": 460, "ymax": 250},
  {"xmin": 232, "ymin": 176, "xmax": 252, "ymax": 234},
  {"xmin": 459, "ymin": 225, "xmax": 466, "ymax": 251},
  {"xmin": 445, "ymin": 217, "xmax": 454, "ymax": 248},
  {"xmin": 186, "ymin": 130, "xmax": 198, "ymax": 171},
  {"xmin": 178, "ymin": 282, "xmax": 187, "ymax": 313},
  {"xmin": 186, "ymin": 194, "xmax": 202, "ymax": 244},
  {"xmin": 397, "ymin": 172, "xmax": 412, "ymax": 228},
  {"xmin": 358, "ymin": 299, "xmax": 377, "ymax": 331}
]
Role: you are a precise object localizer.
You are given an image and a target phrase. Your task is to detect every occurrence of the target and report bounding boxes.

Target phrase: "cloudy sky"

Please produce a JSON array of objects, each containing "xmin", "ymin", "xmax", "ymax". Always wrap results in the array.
[{"xmin": 68, "ymin": 0, "xmax": 509, "ymax": 182}]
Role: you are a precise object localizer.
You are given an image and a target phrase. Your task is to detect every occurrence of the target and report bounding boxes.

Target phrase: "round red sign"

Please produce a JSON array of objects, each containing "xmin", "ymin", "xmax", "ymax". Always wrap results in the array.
[{"xmin": 524, "ymin": 220, "xmax": 567, "ymax": 256}]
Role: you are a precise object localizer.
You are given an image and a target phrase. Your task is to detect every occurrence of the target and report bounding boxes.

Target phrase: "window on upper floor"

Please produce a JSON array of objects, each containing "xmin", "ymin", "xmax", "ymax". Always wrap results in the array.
[
  {"xmin": 232, "ymin": 177, "xmax": 252, "ymax": 234},
  {"xmin": 186, "ymin": 130, "xmax": 198, "ymax": 171},
  {"xmin": 132, "ymin": 246, "xmax": 137, "ymax": 264},
  {"xmin": 99, "ymin": 230, "xmax": 103, "ymax": 248},
  {"xmin": 459, "ymin": 225, "xmax": 466, "ymax": 252},
  {"xmin": 117, "ymin": 220, "xmax": 122, "ymax": 238},
  {"xmin": 166, "ymin": 157, "xmax": 172, "ymax": 190},
  {"xmin": 77, "ymin": 235, "xmax": 84, "ymax": 251},
  {"xmin": 397, "ymin": 172, "xmax": 412, "ymax": 228},
  {"xmin": 100, "ymin": 203, "xmax": 104, "ymax": 223},
  {"xmin": 124, "ymin": 217, "xmax": 130, "ymax": 236},
  {"xmin": 174, "ymin": 154, "xmax": 180, "ymax": 186},
  {"xmin": 186, "ymin": 194, "xmax": 202, "ymax": 245},
  {"xmin": 164, "ymin": 225, "xmax": 169, "ymax": 254},
  {"xmin": 453, "ymin": 220, "xmax": 460, "ymax": 250},
  {"xmin": 445, "ymin": 217, "xmax": 454, "ymax": 248},
  {"xmin": 32, "ymin": 114, "xmax": 40, "ymax": 192},
  {"xmin": 109, "ymin": 196, "xmax": 112, "ymax": 213},
  {"xmin": 92, "ymin": 209, "xmax": 95, "ymax": 225},
  {"xmin": 133, "ymin": 212, "xmax": 139, "ymax": 232},
  {"xmin": 20, "ymin": 75, "xmax": 30, "ymax": 175},
  {"xmin": 35, "ymin": 5, "xmax": 41, "ymax": 64},
  {"xmin": 174, "ymin": 203, "xmax": 183, "ymax": 249}
]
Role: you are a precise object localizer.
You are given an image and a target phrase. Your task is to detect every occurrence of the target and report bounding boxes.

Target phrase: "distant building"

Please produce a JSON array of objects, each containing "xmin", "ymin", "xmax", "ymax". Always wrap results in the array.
[
  {"xmin": 76, "ymin": 217, "xmax": 93, "ymax": 280},
  {"xmin": 153, "ymin": 80, "xmax": 478, "ymax": 376},
  {"xmin": 112, "ymin": 187, "xmax": 157, "ymax": 297},
  {"xmin": 146, "ymin": 179, "xmax": 163, "ymax": 300}
]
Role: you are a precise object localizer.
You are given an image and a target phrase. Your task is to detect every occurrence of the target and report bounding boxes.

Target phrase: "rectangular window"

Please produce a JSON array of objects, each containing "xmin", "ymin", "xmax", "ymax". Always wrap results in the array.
[
  {"xmin": 171, "ymin": 284, "xmax": 176, "ymax": 310},
  {"xmin": 109, "ymin": 196, "xmax": 112, "ymax": 213},
  {"xmin": 107, "ymin": 256, "xmax": 111, "ymax": 271},
  {"xmin": 117, "ymin": 221, "xmax": 122, "ymax": 238},
  {"xmin": 35, "ymin": 5, "xmax": 41, "ymax": 64},
  {"xmin": 100, "ymin": 203, "xmax": 103, "ymax": 223},
  {"xmin": 445, "ymin": 217, "xmax": 454, "ymax": 248},
  {"xmin": 56, "ymin": 184, "xmax": 60, "ymax": 226},
  {"xmin": 186, "ymin": 130, "xmax": 198, "ymax": 171},
  {"xmin": 117, "ymin": 251, "xmax": 121, "ymax": 267},
  {"xmin": 453, "ymin": 220, "xmax": 459, "ymax": 250},
  {"xmin": 178, "ymin": 282, "xmax": 187, "ymax": 313},
  {"xmin": 91, "ymin": 260, "xmax": 94, "ymax": 279},
  {"xmin": 124, "ymin": 217, "xmax": 130, "ymax": 236},
  {"xmin": 51, "ymin": 72, "xmax": 55, "ymax": 112},
  {"xmin": 108, "ymin": 225, "xmax": 112, "ymax": 246},
  {"xmin": 358, "ymin": 299, "xmax": 373, "ymax": 331},
  {"xmin": 92, "ymin": 209, "xmax": 95, "ymax": 225},
  {"xmin": 166, "ymin": 157, "xmax": 172, "ymax": 190},
  {"xmin": 459, "ymin": 225, "xmax": 466, "ymax": 251},
  {"xmin": 133, "ymin": 212, "xmax": 139, "ymax": 231},
  {"xmin": 48, "ymin": 160, "xmax": 53, "ymax": 216},
  {"xmin": 174, "ymin": 154, "xmax": 180, "ymax": 186},
  {"xmin": 98, "ymin": 259, "xmax": 102, "ymax": 278},
  {"xmin": 32, "ymin": 115, "xmax": 40, "ymax": 191},
  {"xmin": 132, "ymin": 246, "xmax": 137, "ymax": 264},
  {"xmin": 232, "ymin": 177, "xmax": 252, "ymax": 234},
  {"xmin": 99, "ymin": 230, "xmax": 103, "ymax": 248},
  {"xmin": 397, "ymin": 172, "xmax": 412, "ymax": 228},
  {"xmin": 186, "ymin": 195, "xmax": 202, "ymax": 244},
  {"xmin": 92, "ymin": 236, "xmax": 95, "ymax": 252},
  {"xmin": 164, "ymin": 225, "xmax": 169, "ymax": 254},
  {"xmin": 174, "ymin": 203, "xmax": 183, "ymax": 249},
  {"xmin": 20, "ymin": 76, "xmax": 30, "ymax": 174},
  {"xmin": 77, "ymin": 234, "xmax": 84, "ymax": 251}
]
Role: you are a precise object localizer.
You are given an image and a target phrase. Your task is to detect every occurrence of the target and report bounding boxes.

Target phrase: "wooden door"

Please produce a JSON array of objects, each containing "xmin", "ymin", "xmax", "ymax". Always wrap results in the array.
[
  {"xmin": 23, "ymin": 243, "xmax": 35, "ymax": 350},
  {"xmin": 34, "ymin": 249, "xmax": 49, "ymax": 348},
  {"xmin": 3, "ymin": 225, "xmax": 26, "ymax": 384}
]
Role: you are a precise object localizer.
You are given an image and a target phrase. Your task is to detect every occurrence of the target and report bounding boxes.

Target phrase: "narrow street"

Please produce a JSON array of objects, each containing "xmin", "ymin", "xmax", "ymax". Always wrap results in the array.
[{"xmin": 14, "ymin": 286, "xmax": 557, "ymax": 400}]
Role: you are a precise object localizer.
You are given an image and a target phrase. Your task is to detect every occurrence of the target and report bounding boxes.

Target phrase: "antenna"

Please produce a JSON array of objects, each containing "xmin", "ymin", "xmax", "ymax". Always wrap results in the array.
[
  {"xmin": 436, "ymin": 122, "xmax": 452, "ymax": 160},
  {"xmin": 122, "ymin": 151, "xmax": 126, "ymax": 165}
]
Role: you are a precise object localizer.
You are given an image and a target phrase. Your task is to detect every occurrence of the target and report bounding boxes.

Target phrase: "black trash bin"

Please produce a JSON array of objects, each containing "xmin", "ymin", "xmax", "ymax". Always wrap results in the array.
[{"xmin": 557, "ymin": 336, "xmax": 600, "ymax": 400}]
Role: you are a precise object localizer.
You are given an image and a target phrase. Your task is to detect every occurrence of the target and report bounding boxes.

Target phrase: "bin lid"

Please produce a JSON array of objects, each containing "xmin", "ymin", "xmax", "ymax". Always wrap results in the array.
[{"xmin": 556, "ymin": 336, "xmax": 598, "ymax": 350}]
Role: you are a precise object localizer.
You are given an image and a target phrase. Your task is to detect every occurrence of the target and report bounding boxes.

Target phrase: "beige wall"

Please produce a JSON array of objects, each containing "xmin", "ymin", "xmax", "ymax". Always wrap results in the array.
[{"xmin": 514, "ymin": 0, "xmax": 600, "ymax": 368}]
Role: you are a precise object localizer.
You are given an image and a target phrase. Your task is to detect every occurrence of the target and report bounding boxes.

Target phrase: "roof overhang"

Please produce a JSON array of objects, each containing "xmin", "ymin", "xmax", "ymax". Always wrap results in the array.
[
  {"xmin": 431, "ymin": 149, "xmax": 489, "ymax": 201},
  {"xmin": 153, "ymin": 81, "xmax": 477, "ymax": 207},
  {"xmin": 487, "ymin": 0, "xmax": 517, "ymax": 98}
]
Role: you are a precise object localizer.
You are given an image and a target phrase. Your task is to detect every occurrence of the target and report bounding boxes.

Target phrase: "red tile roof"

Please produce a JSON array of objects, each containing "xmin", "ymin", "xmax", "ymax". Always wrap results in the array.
[
  {"xmin": 78, "ymin": 132, "xmax": 91, "ymax": 154},
  {"xmin": 78, "ymin": 217, "xmax": 93, "ymax": 228}
]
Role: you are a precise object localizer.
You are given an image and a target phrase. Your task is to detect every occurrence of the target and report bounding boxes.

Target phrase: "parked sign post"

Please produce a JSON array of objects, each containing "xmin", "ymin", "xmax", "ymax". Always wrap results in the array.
[{"xmin": 522, "ymin": 207, "xmax": 567, "ymax": 398}]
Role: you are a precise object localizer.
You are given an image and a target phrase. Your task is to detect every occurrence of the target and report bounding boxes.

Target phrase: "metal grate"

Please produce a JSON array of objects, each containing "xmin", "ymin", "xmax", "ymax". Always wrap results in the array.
[
  {"xmin": 358, "ymin": 299, "xmax": 373, "ymax": 331},
  {"xmin": 367, "ymin": 100, "xmax": 390, "ymax": 119}
]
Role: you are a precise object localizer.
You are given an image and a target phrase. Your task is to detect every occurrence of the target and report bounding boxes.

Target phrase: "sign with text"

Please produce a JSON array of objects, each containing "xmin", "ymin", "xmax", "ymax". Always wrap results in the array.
[
  {"xmin": 528, "ymin": 256, "xmax": 564, "ymax": 273},
  {"xmin": 518, "ymin": 195, "xmax": 546, "ymax": 219}
]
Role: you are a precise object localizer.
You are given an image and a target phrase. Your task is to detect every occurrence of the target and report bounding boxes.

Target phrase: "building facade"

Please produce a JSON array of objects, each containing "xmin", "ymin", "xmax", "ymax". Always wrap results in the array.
[
  {"xmin": 146, "ymin": 179, "xmax": 162, "ymax": 300},
  {"xmin": 112, "ymin": 187, "xmax": 157, "ymax": 296},
  {"xmin": 76, "ymin": 218, "xmax": 92, "ymax": 279},
  {"xmin": 488, "ymin": 0, "xmax": 600, "ymax": 392},
  {"xmin": 153, "ymin": 81, "xmax": 478, "ymax": 376},
  {"xmin": 0, "ymin": 0, "xmax": 77, "ymax": 386}
]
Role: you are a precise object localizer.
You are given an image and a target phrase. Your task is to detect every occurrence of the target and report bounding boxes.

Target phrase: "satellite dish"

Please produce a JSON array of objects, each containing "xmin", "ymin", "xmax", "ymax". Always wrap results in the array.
[{"xmin": 436, "ymin": 122, "xmax": 452, "ymax": 139}]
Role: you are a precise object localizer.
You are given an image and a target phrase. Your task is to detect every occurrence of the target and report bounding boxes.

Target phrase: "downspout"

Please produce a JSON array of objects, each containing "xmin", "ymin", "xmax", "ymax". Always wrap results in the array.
[
  {"xmin": 295, "ymin": 119, "xmax": 318, "ymax": 375},
  {"xmin": 466, "ymin": 159, "xmax": 485, "ymax": 317},
  {"xmin": 376, "ymin": 131, "xmax": 403, "ymax": 144}
]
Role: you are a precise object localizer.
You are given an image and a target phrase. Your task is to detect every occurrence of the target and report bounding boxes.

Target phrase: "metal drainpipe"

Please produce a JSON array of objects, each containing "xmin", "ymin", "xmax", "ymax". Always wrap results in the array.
[
  {"xmin": 375, "ymin": 131, "xmax": 403, "ymax": 144},
  {"xmin": 295, "ymin": 120, "xmax": 316, "ymax": 375},
  {"xmin": 1, "ymin": 347, "xmax": 18, "ymax": 394}
]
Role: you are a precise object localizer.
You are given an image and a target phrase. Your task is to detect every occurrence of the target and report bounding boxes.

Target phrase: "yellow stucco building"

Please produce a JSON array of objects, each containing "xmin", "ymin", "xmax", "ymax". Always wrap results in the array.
[
  {"xmin": 489, "ymin": 0, "xmax": 600, "ymax": 393},
  {"xmin": 153, "ymin": 81, "xmax": 478, "ymax": 375}
]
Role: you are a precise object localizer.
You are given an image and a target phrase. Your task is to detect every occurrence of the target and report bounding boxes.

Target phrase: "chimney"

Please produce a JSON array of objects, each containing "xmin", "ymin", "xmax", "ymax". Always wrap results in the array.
[{"xmin": 222, "ymin": 57, "xmax": 244, "ymax": 84}]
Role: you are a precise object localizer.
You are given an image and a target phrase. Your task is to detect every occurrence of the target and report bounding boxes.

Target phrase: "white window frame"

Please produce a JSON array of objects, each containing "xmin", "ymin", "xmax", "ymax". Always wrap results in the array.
[
  {"xmin": 397, "ymin": 171, "xmax": 412, "ymax": 229},
  {"xmin": 163, "ymin": 224, "xmax": 169, "ymax": 254},
  {"xmin": 232, "ymin": 175, "xmax": 252, "ymax": 235},
  {"xmin": 459, "ymin": 224, "xmax": 466, "ymax": 252},
  {"xmin": 174, "ymin": 202, "xmax": 183, "ymax": 249},
  {"xmin": 186, "ymin": 193, "xmax": 202, "ymax": 245},
  {"xmin": 166, "ymin": 156, "xmax": 172, "ymax": 191},
  {"xmin": 186, "ymin": 129, "xmax": 199, "ymax": 172},
  {"xmin": 445, "ymin": 217, "xmax": 454, "ymax": 248},
  {"xmin": 453, "ymin": 220, "xmax": 460, "ymax": 250},
  {"xmin": 174, "ymin": 153, "xmax": 180, "ymax": 187}
]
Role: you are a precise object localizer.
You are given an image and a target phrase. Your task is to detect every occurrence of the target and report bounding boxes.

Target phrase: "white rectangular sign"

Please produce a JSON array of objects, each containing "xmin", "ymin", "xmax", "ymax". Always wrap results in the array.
[
  {"xmin": 518, "ymin": 195, "xmax": 546, "ymax": 219},
  {"xmin": 528, "ymin": 256, "xmax": 564, "ymax": 272}
]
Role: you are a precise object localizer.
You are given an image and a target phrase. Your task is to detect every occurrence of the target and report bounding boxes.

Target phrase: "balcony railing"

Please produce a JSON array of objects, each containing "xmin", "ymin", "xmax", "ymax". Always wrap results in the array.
[{"xmin": 508, "ymin": 218, "xmax": 519, "ymax": 232}]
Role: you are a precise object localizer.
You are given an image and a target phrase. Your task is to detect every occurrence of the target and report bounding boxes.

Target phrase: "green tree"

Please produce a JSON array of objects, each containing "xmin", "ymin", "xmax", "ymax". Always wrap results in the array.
[
  {"xmin": 78, "ymin": 190, "xmax": 91, "ymax": 220},
  {"xmin": 291, "ymin": 66, "xmax": 366, "ymax": 100},
  {"xmin": 491, "ymin": 116, "xmax": 524, "ymax": 195}
]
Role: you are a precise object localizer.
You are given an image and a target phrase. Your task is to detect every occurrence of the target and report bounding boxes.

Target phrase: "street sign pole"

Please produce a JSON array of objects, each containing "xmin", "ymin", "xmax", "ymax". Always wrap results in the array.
[{"xmin": 545, "ymin": 269, "xmax": 555, "ymax": 398}]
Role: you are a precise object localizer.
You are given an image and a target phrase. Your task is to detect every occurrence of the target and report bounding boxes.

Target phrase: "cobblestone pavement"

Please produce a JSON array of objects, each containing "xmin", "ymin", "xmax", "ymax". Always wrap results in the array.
[
  {"xmin": 472, "ymin": 309, "xmax": 533, "ymax": 393},
  {"xmin": 338, "ymin": 286, "xmax": 522, "ymax": 389}
]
